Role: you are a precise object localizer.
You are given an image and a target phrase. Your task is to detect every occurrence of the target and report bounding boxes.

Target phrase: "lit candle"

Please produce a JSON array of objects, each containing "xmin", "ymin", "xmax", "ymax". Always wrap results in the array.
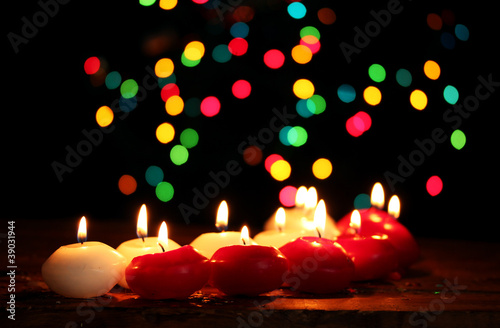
[
  {"xmin": 263, "ymin": 187, "xmax": 340, "ymax": 239},
  {"xmin": 125, "ymin": 221, "xmax": 210, "ymax": 300},
  {"xmin": 336, "ymin": 183, "xmax": 419, "ymax": 271},
  {"xmin": 42, "ymin": 217, "xmax": 127, "ymax": 298},
  {"xmin": 279, "ymin": 204, "xmax": 354, "ymax": 294},
  {"xmin": 116, "ymin": 204, "xmax": 181, "ymax": 289},
  {"xmin": 190, "ymin": 200, "xmax": 256, "ymax": 259},
  {"xmin": 210, "ymin": 226, "xmax": 289, "ymax": 296},
  {"xmin": 334, "ymin": 210, "xmax": 398, "ymax": 281},
  {"xmin": 253, "ymin": 207, "xmax": 303, "ymax": 248}
]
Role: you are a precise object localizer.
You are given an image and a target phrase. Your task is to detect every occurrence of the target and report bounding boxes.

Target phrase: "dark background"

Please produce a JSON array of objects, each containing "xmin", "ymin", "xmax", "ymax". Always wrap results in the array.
[{"xmin": 3, "ymin": 0, "xmax": 499, "ymax": 241}]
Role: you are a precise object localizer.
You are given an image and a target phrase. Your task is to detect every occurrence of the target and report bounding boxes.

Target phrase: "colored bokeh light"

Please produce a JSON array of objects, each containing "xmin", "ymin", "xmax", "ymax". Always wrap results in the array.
[
  {"xmin": 233, "ymin": 6, "xmax": 255, "ymax": 22},
  {"xmin": 293, "ymin": 79, "xmax": 315, "ymax": 99},
  {"xmin": 230, "ymin": 22, "xmax": 249, "ymax": 38},
  {"xmin": 455, "ymin": 24, "xmax": 469, "ymax": 41},
  {"xmin": 84, "ymin": 56, "xmax": 100, "ymax": 75},
  {"xmin": 263, "ymin": 49, "xmax": 285, "ymax": 69},
  {"xmin": 159, "ymin": 0, "xmax": 177, "ymax": 10},
  {"xmin": 184, "ymin": 41, "xmax": 205, "ymax": 61},
  {"xmin": 200, "ymin": 96, "xmax": 220, "ymax": 117},
  {"xmin": 156, "ymin": 181, "xmax": 174, "ymax": 202},
  {"xmin": 296, "ymin": 99, "xmax": 313, "ymax": 118},
  {"xmin": 307, "ymin": 94, "xmax": 326, "ymax": 115},
  {"xmin": 354, "ymin": 193, "xmax": 371, "ymax": 209},
  {"xmin": 287, "ymin": 2, "xmax": 306, "ymax": 19},
  {"xmin": 368, "ymin": 64, "xmax": 386, "ymax": 82},
  {"xmin": 337, "ymin": 84, "xmax": 356, "ymax": 103},
  {"xmin": 180, "ymin": 128, "xmax": 199, "ymax": 149},
  {"xmin": 443, "ymin": 85, "xmax": 459, "ymax": 105},
  {"xmin": 154, "ymin": 58, "xmax": 174, "ymax": 78},
  {"xmin": 264, "ymin": 154, "xmax": 283, "ymax": 172},
  {"xmin": 228, "ymin": 38, "xmax": 248, "ymax": 56},
  {"xmin": 396, "ymin": 69, "xmax": 412, "ymax": 87},
  {"xmin": 118, "ymin": 174, "xmax": 137, "ymax": 195},
  {"xmin": 424, "ymin": 60, "xmax": 441, "ymax": 80},
  {"xmin": 450, "ymin": 129, "xmax": 466, "ymax": 150},
  {"xmin": 363, "ymin": 86, "xmax": 382, "ymax": 106},
  {"xmin": 232, "ymin": 79, "xmax": 252, "ymax": 99},
  {"xmin": 299, "ymin": 35, "xmax": 321, "ymax": 54},
  {"xmin": 243, "ymin": 145, "xmax": 263, "ymax": 166},
  {"xmin": 120, "ymin": 79, "xmax": 139, "ymax": 99},
  {"xmin": 410, "ymin": 89, "xmax": 428, "ymax": 110},
  {"xmin": 165, "ymin": 95, "xmax": 184, "ymax": 116},
  {"xmin": 170, "ymin": 145, "xmax": 189, "ymax": 165},
  {"xmin": 105, "ymin": 71, "xmax": 121, "ymax": 90},
  {"xmin": 317, "ymin": 8, "xmax": 336, "ymax": 25},
  {"xmin": 289, "ymin": 126, "xmax": 308, "ymax": 147},
  {"xmin": 291, "ymin": 44, "xmax": 313, "ymax": 64},
  {"xmin": 270, "ymin": 159, "xmax": 291, "ymax": 181},
  {"xmin": 312, "ymin": 158, "xmax": 332, "ymax": 180},
  {"xmin": 145, "ymin": 165, "xmax": 164, "ymax": 187},
  {"xmin": 181, "ymin": 51, "xmax": 201, "ymax": 67},
  {"xmin": 300, "ymin": 26, "xmax": 320, "ymax": 39},
  {"xmin": 346, "ymin": 111, "xmax": 372, "ymax": 137},
  {"xmin": 161, "ymin": 83, "xmax": 180, "ymax": 102},
  {"xmin": 139, "ymin": 0, "xmax": 156, "ymax": 6},
  {"xmin": 427, "ymin": 13, "xmax": 442, "ymax": 30},
  {"xmin": 212, "ymin": 44, "xmax": 232, "ymax": 63},
  {"xmin": 426, "ymin": 175, "xmax": 443, "ymax": 196},
  {"xmin": 156, "ymin": 122, "xmax": 175, "ymax": 144},
  {"xmin": 441, "ymin": 32, "xmax": 455, "ymax": 49},
  {"xmin": 95, "ymin": 105, "xmax": 114, "ymax": 127},
  {"xmin": 279, "ymin": 186, "xmax": 297, "ymax": 207}
]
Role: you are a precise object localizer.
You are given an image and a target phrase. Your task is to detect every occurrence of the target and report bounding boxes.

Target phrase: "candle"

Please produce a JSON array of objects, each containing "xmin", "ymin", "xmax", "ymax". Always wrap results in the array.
[
  {"xmin": 190, "ymin": 200, "xmax": 256, "ymax": 258},
  {"xmin": 263, "ymin": 186, "xmax": 340, "ymax": 239},
  {"xmin": 116, "ymin": 204, "xmax": 181, "ymax": 289},
  {"xmin": 209, "ymin": 226, "xmax": 289, "ymax": 296},
  {"xmin": 42, "ymin": 217, "xmax": 127, "ymax": 298},
  {"xmin": 253, "ymin": 207, "xmax": 304, "ymax": 248},
  {"xmin": 278, "ymin": 204, "xmax": 354, "ymax": 294},
  {"xmin": 334, "ymin": 210, "xmax": 398, "ymax": 281},
  {"xmin": 125, "ymin": 223, "xmax": 210, "ymax": 299},
  {"xmin": 336, "ymin": 183, "xmax": 419, "ymax": 271}
]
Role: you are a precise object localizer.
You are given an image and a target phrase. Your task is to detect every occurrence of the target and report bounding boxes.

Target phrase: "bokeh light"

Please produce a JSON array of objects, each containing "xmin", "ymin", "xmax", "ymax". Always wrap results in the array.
[
  {"xmin": 180, "ymin": 128, "xmax": 199, "ymax": 149},
  {"xmin": 289, "ymin": 126, "xmax": 308, "ymax": 147},
  {"xmin": 230, "ymin": 22, "xmax": 249, "ymax": 38},
  {"xmin": 233, "ymin": 6, "xmax": 255, "ymax": 22},
  {"xmin": 145, "ymin": 165, "xmax": 164, "ymax": 187},
  {"xmin": 159, "ymin": 1, "xmax": 178, "ymax": 11},
  {"xmin": 263, "ymin": 49, "xmax": 285, "ymax": 69},
  {"xmin": 228, "ymin": 38, "xmax": 248, "ymax": 56},
  {"xmin": 443, "ymin": 85, "xmax": 459, "ymax": 105},
  {"xmin": 264, "ymin": 154, "xmax": 283, "ymax": 172},
  {"xmin": 346, "ymin": 111, "xmax": 372, "ymax": 137},
  {"xmin": 306, "ymin": 94, "xmax": 326, "ymax": 115},
  {"xmin": 242, "ymin": 145, "xmax": 263, "ymax": 166},
  {"xmin": 368, "ymin": 64, "xmax": 386, "ymax": 82},
  {"xmin": 312, "ymin": 158, "xmax": 332, "ymax": 180},
  {"xmin": 170, "ymin": 145, "xmax": 189, "ymax": 165},
  {"xmin": 441, "ymin": 32, "xmax": 455, "ymax": 49},
  {"xmin": 291, "ymin": 44, "xmax": 313, "ymax": 64},
  {"xmin": 279, "ymin": 126, "xmax": 294, "ymax": 146},
  {"xmin": 184, "ymin": 41, "xmax": 205, "ymax": 61},
  {"xmin": 296, "ymin": 99, "xmax": 313, "ymax": 118},
  {"xmin": 270, "ymin": 159, "xmax": 291, "ymax": 181},
  {"xmin": 200, "ymin": 96, "xmax": 220, "ymax": 117},
  {"xmin": 317, "ymin": 8, "xmax": 336, "ymax": 25},
  {"xmin": 426, "ymin": 13, "xmax": 442, "ymax": 30},
  {"xmin": 426, "ymin": 175, "xmax": 443, "ymax": 196},
  {"xmin": 354, "ymin": 193, "xmax": 371, "ymax": 209},
  {"xmin": 293, "ymin": 79, "xmax": 315, "ymax": 99},
  {"xmin": 95, "ymin": 105, "xmax": 114, "ymax": 127},
  {"xmin": 424, "ymin": 60, "xmax": 440, "ymax": 80},
  {"xmin": 279, "ymin": 186, "xmax": 297, "ymax": 207},
  {"xmin": 155, "ymin": 181, "xmax": 174, "ymax": 202},
  {"xmin": 450, "ymin": 129, "xmax": 466, "ymax": 150},
  {"xmin": 337, "ymin": 84, "xmax": 356, "ymax": 103},
  {"xmin": 165, "ymin": 95, "xmax": 184, "ymax": 116},
  {"xmin": 396, "ymin": 69, "xmax": 412, "ymax": 87},
  {"xmin": 232, "ymin": 79, "xmax": 252, "ymax": 99},
  {"xmin": 455, "ymin": 24, "xmax": 469, "ymax": 41},
  {"xmin": 300, "ymin": 35, "xmax": 320, "ymax": 54},
  {"xmin": 118, "ymin": 174, "xmax": 137, "ymax": 195},
  {"xmin": 154, "ymin": 58, "xmax": 174, "ymax": 78},
  {"xmin": 120, "ymin": 79, "xmax": 139, "ymax": 99},
  {"xmin": 161, "ymin": 83, "xmax": 180, "ymax": 102},
  {"xmin": 139, "ymin": 0, "xmax": 156, "ymax": 6},
  {"xmin": 119, "ymin": 97, "xmax": 137, "ymax": 112},
  {"xmin": 84, "ymin": 56, "xmax": 100, "ymax": 75},
  {"xmin": 287, "ymin": 2, "xmax": 306, "ymax": 19},
  {"xmin": 363, "ymin": 86, "xmax": 382, "ymax": 106},
  {"xmin": 212, "ymin": 44, "xmax": 232, "ymax": 63},
  {"xmin": 105, "ymin": 71, "xmax": 121, "ymax": 89},
  {"xmin": 156, "ymin": 122, "xmax": 175, "ymax": 144},
  {"xmin": 410, "ymin": 89, "xmax": 428, "ymax": 110},
  {"xmin": 181, "ymin": 51, "xmax": 201, "ymax": 67},
  {"xmin": 300, "ymin": 26, "xmax": 320, "ymax": 39}
]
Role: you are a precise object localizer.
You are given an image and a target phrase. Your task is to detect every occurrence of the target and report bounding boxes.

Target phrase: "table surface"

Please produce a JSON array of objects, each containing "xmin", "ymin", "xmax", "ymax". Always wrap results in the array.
[{"xmin": 1, "ymin": 218, "xmax": 500, "ymax": 328}]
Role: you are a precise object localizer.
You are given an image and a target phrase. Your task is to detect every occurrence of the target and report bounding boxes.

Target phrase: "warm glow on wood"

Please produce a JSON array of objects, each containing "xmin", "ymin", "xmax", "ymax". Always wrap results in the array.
[
  {"xmin": 137, "ymin": 204, "xmax": 148, "ymax": 240},
  {"xmin": 371, "ymin": 182, "xmax": 385, "ymax": 209},
  {"xmin": 216, "ymin": 200, "xmax": 228, "ymax": 232},
  {"xmin": 388, "ymin": 195, "xmax": 401, "ymax": 219}
]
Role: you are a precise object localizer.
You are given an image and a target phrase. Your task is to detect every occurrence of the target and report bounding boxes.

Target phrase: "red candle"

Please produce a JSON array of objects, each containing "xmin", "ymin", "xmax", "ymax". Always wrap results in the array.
[
  {"xmin": 337, "ymin": 184, "xmax": 419, "ymax": 271},
  {"xmin": 210, "ymin": 226, "xmax": 288, "ymax": 296},
  {"xmin": 334, "ymin": 210, "xmax": 398, "ymax": 281},
  {"xmin": 125, "ymin": 223, "xmax": 210, "ymax": 299},
  {"xmin": 278, "ymin": 202, "xmax": 354, "ymax": 294}
]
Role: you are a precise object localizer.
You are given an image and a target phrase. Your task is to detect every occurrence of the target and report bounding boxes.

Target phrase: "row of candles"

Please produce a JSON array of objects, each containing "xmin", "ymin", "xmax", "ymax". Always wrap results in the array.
[{"xmin": 42, "ymin": 183, "xmax": 419, "ymax": 299}]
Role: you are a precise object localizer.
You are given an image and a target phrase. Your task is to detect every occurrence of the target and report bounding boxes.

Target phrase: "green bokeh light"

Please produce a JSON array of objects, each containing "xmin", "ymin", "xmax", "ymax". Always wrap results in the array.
[
  {"xmin": 396, "ymin": 69, "xmax": 412, "ymax": 87},
  {"xmin": 450, "ymin": 129, "xmax": 466, "ymax": 150},
  {"xmin": 443, "ymin": 85, "xmax": 459, "ymax": 105},
  {"xmin": 368, "ymin": 64, "xmax": 386, "ymax": 83},
  {"xmin": 180, "ymin": 128, "xmax": 199, "ymax": 149},
  {"xmin": 120, "ymin": 79, "xmax": 139, "ymax": 99},
  {"xmin": 155, "ymin": 181, "xmax": 174, "ymax": 202},
  {"xmin": 170, "ymin": 145, "xmax": 189, "ymax": 165}
]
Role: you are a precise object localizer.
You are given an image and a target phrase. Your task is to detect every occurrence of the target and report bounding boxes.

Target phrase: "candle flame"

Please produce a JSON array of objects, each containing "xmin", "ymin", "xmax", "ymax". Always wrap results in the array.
[
  {"xmin": 388, "ymin": 195, "xmax": 401, "ymax": 219},
  {"xmin": 349, "ymin": 210, "xmax": 361, "ymax": 233},
  {"xmin": 240, "ymin": 226, "xmax": 250, "ymax": 245},
  {"xmin": 77, "ymin": 216, "xmax": 87, "ymax": 244},
  {"xmin": 216, "ymin": 200, "xmax": 228, "ymax": 232},
  {"xmin": 157, "ymin": 221, "xmax": 168, "ymax": 251},
  {"xmin": 314, "ymin": 199, "xmax": 326, "ymax": 237},
  {"xmin": 137, "ymin": 204, "xmax": 148, "ymax": 240},
  {"xmin": 295, "ymin": 186, "xmax": 308, "ymax": 207},
  {"xmin": 305, "ymin": 186, "xmax": 318, "ymax": 209},
  {"xmin": 275, "ymin": 207, "xmax": 286, "ymax": 232},
  {"xmin": 371, "ymin": 182, "xmax": 385, "ymax": 209}
]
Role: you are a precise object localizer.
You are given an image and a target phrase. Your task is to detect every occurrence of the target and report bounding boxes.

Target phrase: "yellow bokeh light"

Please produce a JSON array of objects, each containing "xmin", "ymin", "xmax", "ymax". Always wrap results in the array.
[
  {"xmin": 95, "ymin": 106, "xmax": 114, "ymax": 127},
  {"xmin": 270, "ymin": 159, "xmax": 291, "ymax": 181},
  {"xmin": 291, "ymin": 44, "xmax": 312, "ymax": 64},
  {"xmin": 293, "ymin": 79, "xmax": 315, "ymax": 99},
  {"xmin": 184, "ymin": 41, "xmax": 205, "ymax": 61},
  {"xmin": 410, "ymin": 89, "xmax": 428, "ymax": 110},
  {"xmin": 159, "ymin": 0, "xmax": 177, "ymax": 10},
  {"xmin": 423, "ymin": 60, "xmax": 440, "ymax": 80},
  {"xmin": 312, "ymin": 158, "xmax": 332, "ymax": 180},
  {"xmin": 156, "ymin": 122, "xmax": 175, "ymax": 144},
  {"xmin": 363, "ymin": 86, "xmax": 382, "ymax": 106},
  {"xmin": 154, "ymin": 58, "xmax": 174, "ymax": 78},
  {"xmin": 165, "ymin": 95, "xmax": 184, "ymax": 116}
]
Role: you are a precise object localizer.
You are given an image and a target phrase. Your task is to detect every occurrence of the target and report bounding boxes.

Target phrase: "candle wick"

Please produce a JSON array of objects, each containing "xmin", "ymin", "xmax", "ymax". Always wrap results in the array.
[
  {"xmin": 158, "ymin": 242, "xmax": 166, "ymax": 252},
  {"xmin": 141, "ymin": 236, "xmax": 145, "ymax": 242},
  {"xmin": 316, "ymin": 227, "xmax": 322, "ymax": 239},
  {"xmin": 242, "ymin": 238, "xmax": 246, "ymax": 245}
]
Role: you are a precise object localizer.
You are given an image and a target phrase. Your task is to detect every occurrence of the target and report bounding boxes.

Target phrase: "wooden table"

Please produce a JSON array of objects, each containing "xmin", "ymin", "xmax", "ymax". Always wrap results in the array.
[{"xmin": 2, "ymin": 219, "xmax": 500, "ymax": 327}]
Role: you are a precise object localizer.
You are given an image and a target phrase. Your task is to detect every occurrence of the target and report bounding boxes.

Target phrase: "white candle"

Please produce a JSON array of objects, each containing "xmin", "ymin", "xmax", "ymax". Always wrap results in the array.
[
  {"xmin": 42, "ymin": 217, "xmax": 127, "ymax": 298},
  {"xmin": 116, "ymin": 205, "xmax": 180, "ymax": 288},
  {"xmin": 253, "ymin": 207, "xmax": 303, "ymax": 248},
  {"xmin": 190, "ymin": 200, "xmax": 256, "ymax": 259}
]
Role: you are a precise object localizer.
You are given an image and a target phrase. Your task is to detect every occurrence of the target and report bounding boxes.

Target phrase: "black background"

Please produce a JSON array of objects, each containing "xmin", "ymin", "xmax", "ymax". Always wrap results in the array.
[{"xmin": 4, "ymin": 0, "xmax": 499, "ymax": 241}]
